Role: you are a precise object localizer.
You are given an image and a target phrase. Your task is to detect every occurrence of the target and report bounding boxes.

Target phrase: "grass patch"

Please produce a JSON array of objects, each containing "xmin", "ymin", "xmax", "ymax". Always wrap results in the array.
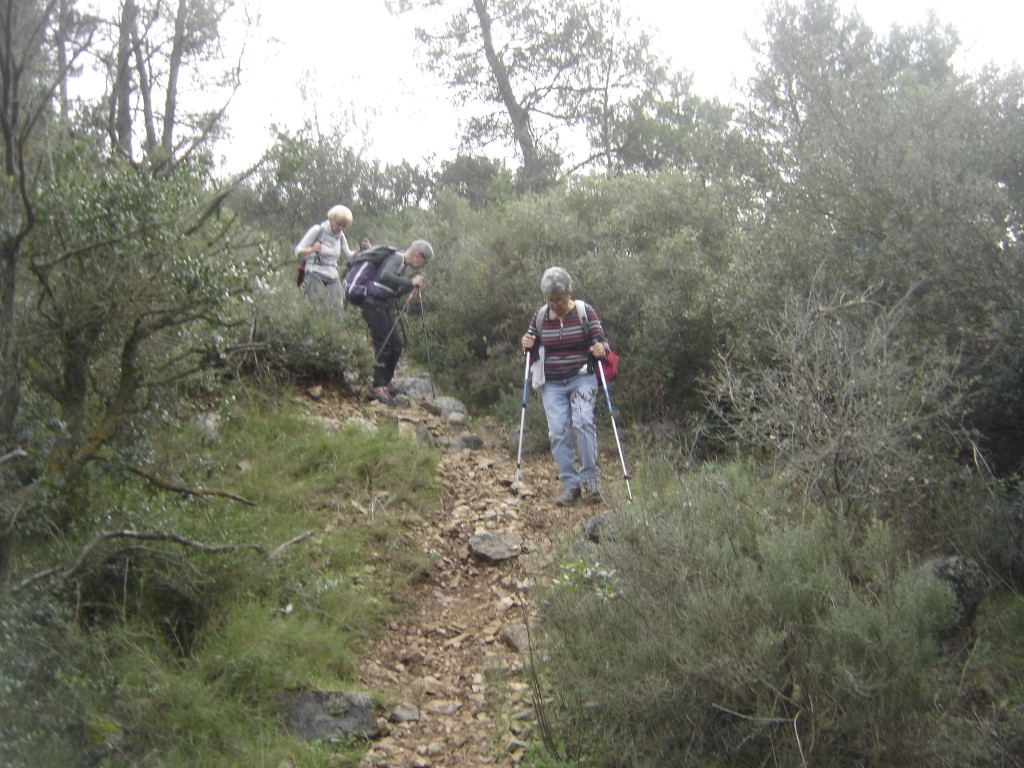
[{"xmin": 1, "ymin": 381, "xmax": 439, "ymax": 767}]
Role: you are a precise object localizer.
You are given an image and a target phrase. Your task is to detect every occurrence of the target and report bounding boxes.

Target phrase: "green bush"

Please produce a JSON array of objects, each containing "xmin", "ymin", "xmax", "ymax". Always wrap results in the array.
[
  {"xmin": 0, "ymin": 589, "xmax": 110, "ymax": 768},
  {"xmin": 242, "ymin": 285, "xmax": 373, "ymax": 389},
  {"xmin": 537, "ymin": 460, "xmax": 958, "ymax": 767},
  {"xmin": 422, "ymin": 171, "xmax": 735, "ymax": 420}
]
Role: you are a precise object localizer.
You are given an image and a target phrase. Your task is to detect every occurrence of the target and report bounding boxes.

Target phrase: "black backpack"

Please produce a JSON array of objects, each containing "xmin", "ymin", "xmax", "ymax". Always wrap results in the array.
[{"xmin": 343, "ymin": 246, "xmax": 399, "ymax": 305}]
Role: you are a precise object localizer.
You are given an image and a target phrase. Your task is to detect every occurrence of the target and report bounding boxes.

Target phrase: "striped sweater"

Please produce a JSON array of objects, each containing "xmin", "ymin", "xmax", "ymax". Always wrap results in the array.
[{"xmin": 528, "ymin": 301, "xmax": 606, "ymax": 381}]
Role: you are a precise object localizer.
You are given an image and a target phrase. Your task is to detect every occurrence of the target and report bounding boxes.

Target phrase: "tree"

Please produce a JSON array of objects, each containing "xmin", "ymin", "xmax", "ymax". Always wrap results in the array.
[
  {"xmin": 735, "ymin": 0, "xmax": 1022, "ymax": 352},
  {"xmin": 0, "ymin": 0, "xmax": 93, "ymax": 449},
  {"xmin": 598, "ymin": 69, "xmax": 734, "ymax": 177},
  {"xmin": 1, "ymin": 0, "xmax": 264, "ymax": 583},
  {"xmin": 390, "ymin": 0, "xmax": 698, "ymax": 186},
  {"xmin": 20, "ymin": 139, "xmax": 263, "ymax": 531},
  {"xmin": 95, "ymin": 0, "xmax": 241, "ymax": 163},
  {"xmin": 243, "ymin": 125, "xmax": 435, "ymax": 258},
  {"xmin": 434, "ymin": 154, "xmax": 514, "ymax": 209},
  {"xmin": 726, "ymin": 0, "xmax": 1024, "ymax": 472}
]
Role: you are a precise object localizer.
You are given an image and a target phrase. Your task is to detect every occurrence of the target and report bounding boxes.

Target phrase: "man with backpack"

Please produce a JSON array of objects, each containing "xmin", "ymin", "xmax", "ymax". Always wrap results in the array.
[{"xmin": 345, "ymin": 239, "xmax": 433, "ymax": 405}]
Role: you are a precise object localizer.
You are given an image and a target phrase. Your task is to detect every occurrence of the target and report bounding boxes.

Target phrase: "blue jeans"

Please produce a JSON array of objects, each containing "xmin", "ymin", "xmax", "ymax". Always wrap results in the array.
[{"xmin": 541, "ymin": 373, "xmax": 599, "ymax": 491}]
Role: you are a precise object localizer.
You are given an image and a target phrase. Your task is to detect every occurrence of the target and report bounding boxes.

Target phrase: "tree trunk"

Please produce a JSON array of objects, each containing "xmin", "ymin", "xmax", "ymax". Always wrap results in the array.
[
  {"xmin": 112, "ymin": 0, "xmax": 137, "ymax": 155},
  {"xmin": 0, "ymin": 243, "xmax": 18, "ymax": 445},
  {"xmin": 162, "ymin": 0, "xmax": 189, "ymax": 154},
  {"xmin": 471, "ymin": 0, "xmax": 543, "ymax": 186}
]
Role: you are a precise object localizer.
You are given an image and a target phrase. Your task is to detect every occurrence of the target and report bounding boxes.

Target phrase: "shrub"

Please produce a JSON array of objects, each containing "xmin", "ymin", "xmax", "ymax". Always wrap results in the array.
[
  {"xmin": 420, "ymin": 170, "xmax": 735, "ymax": 420},
  {"xmin": 241, "ymin": 285, "xmax": 372, "ymax": 389},
  {"xmin": 0, "ymin": 588, "xmax": 110, "ymax": 768},
  {"xmin": 537, "ymin": 461, "xmax": 957, "ymax": 767},
  {"xmin": 705, "ymin": 283, "xmax": 986, "ymax": 536}
]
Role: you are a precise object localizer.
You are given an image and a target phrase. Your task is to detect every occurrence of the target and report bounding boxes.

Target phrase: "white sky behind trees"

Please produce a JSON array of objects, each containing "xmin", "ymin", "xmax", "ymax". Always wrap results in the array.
[{"xmin": 207, "ymin": 0, "xmax": 1023, "ymax": 170}]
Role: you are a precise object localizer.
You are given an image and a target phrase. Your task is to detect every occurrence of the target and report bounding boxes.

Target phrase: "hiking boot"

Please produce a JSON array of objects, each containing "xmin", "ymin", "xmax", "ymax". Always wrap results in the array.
[
  {"xmin": 368, "ymin": 385, "xmax": 397, "ymax": 406},
  {"xmin": 554, "ymin": 486, "xmax": 582, "ymax": 506},
  {"xmin": 582, "ymin": 484, "xmax": 603, "ymax": 505},
  {"xmin": 386, "ymin": 382, "xmax": 405, "ymax": 397}
]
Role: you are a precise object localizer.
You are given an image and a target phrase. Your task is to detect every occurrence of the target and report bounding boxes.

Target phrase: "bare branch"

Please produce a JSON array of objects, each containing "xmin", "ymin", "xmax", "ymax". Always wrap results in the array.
[
  {"xmin": 269, "ymin": 531, "xmax": 313, "ymax": 560},
  {"xmin": 11, "ymin": 528, "xmax": 299, "ymax": 593},
  {"xmin": 120, "ymin": 461, "xmax": 257, "ymax": 506},
  {"xmin": 0, "ymin": 447, "xmax": 27, "ymax": 466}
]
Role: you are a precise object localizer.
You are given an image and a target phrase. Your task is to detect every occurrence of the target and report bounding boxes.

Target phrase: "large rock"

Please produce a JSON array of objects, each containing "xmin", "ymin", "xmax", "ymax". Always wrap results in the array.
[
  {"xmin": 282, "ymin": 690, "xmax": 379, "ymax": 742},
  {"xmin": 468, "ymin": 532, "xmax": 522, "ymax": 563},
  {"xmin": 923, "ymin": 554, "xmax": 987, "ymax": 642},
  {"xmin": 422, "ymin": 395, "xmax": 468, "ymax": 421}
]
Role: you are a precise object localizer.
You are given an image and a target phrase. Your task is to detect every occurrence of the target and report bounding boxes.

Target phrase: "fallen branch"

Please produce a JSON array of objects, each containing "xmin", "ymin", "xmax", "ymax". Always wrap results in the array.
[
  {"xmin": 711, "ymin": 702, "xmax": 797, "ymax": 725},
  {"xmin": 11, "ymin": 528, "xmax": 311, "ymax": 593},
  {"xmin": 122, "ymin": 461, "xmax": 257, "ymax": 506},
  {"xmin": 269, "ymin": 530, "xmax": 313, "ymax": 560},
  {"xmin": 0, "ymin": 448, "xmax": 28, "ymax": 466}
]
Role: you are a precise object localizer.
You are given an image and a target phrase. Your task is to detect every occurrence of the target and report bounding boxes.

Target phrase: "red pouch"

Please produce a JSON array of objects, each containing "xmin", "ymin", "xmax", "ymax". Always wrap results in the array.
[{"xmin": 598, "ymin": 348, "xmax": 619, "ymax": 382}]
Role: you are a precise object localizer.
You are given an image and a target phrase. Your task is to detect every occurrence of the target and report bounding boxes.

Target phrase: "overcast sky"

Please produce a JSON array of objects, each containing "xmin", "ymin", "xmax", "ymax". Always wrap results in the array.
[{"xmin": 218, "ymin": 0, "xmax": 1022, "ymax": 171}]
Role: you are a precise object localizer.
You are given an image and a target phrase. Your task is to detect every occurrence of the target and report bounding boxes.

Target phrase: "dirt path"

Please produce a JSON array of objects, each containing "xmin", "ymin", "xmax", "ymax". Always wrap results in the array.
[{"xmin": 336, "ymin": 388, "xmax": 598, "ymax": 767}]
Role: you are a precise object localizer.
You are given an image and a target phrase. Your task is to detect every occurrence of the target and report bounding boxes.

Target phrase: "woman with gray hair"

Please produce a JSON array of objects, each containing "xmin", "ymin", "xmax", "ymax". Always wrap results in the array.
[
  {"xmin": 294, "ymin": 204, "xmax": 355, "ymax": 310},
  {"xmin": 362, "ymin": 239, "xmax": 434, "ymax": 405},
  {"xmin": 521, "ymin": 266, "xmax": 611, "ymax": 505}
]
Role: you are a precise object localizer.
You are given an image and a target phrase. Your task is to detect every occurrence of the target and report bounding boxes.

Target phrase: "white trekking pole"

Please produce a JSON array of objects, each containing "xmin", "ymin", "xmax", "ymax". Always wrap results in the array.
[
  {"xmin": 597, "ymin": 361, "xmax": 633, "ymax": 502},
  {"xmin": 513, "ymin": 349, "xmax": 532, "ymax": 491}
]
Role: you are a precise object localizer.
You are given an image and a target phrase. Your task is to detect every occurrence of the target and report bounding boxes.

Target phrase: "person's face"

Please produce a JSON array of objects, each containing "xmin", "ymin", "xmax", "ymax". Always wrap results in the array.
[
  {"xmin": 406, "ymin": 251, "xmax": 427, "ymax": 269},
  {"xmin": 361, "ymin": 238, "xmax": 371, "ymax": 249},
  {"xmin": 545, "ymin": 291, "xmax": 572, "ymax": 315},
  {"xmin": 330, "ymin": 218, "xmax": 349, "ymax": 235}
]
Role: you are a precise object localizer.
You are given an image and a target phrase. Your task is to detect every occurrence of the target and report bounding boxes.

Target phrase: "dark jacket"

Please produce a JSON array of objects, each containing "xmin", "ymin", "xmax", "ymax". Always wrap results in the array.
[{"xmin": 370, "ymin": 251, "xmax": 420, "ymax": 307}]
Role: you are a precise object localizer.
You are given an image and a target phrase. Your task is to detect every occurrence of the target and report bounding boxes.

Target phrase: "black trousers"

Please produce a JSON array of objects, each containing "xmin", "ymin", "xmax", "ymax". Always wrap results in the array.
[{"xmin": 361, "ymin": 300, "xmax": 403, "ymax": 388}]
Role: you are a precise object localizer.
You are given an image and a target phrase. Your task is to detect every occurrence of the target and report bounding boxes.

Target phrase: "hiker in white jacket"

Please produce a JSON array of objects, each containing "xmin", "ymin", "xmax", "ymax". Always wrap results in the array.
[{"xmin": 294, "ymin": 205, "xmax": 355, "ymax": 311}]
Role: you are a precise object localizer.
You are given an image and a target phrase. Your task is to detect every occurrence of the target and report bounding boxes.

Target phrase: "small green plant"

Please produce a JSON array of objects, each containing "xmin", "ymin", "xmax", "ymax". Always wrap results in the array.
[{"xmin": 552, "ymin": 559, "xmax": 620, "ymax": 601}]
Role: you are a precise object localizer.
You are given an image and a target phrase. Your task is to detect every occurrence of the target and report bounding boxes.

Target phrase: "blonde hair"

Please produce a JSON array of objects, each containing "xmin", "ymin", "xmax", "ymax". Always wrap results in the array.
[{"xmin": 327, "ymin": 205, "xmax": 353, "ymax": 228}]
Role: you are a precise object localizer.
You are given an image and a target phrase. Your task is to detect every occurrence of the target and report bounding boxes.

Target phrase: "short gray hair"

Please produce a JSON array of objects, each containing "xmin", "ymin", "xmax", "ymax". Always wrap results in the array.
[
  {"xmin": 541, "ymin": 266, "xmax": 572, "ymax": 296},
  {"xmin": 408, "ymin": 239, "xmax": 434, "ymax": 262}
]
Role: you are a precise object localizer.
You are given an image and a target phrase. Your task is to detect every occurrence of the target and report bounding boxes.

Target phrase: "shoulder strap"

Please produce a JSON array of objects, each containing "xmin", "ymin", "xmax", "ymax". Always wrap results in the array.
[
  {"xmin": 575, "ymin": 300, "xmax": 591, "ymax": 339},
  {"xmin": 312, "ymin": 223, "xmax": 329, "ymax": 264},
  {"xmin": 354, "ymin": 245, "xmax": 398, "ymax": 265}
]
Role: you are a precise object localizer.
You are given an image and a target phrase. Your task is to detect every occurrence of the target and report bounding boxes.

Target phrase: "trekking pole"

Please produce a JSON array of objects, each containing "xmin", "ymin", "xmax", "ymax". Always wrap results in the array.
[
  {"xmin": 597, "ymin": 361, "xmax": 633, "ymax": 502},
  {"xmin": 417, "ymin": 290, "xmax": 436, "ymax": 398},
  {"xmin": 513, "ymin": 349, "xmax": 532, "ymax": 490}
]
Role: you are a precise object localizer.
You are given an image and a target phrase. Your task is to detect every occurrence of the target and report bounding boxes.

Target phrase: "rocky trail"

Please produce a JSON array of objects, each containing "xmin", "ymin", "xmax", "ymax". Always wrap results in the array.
[{"xmin": 303, "ymin": 372, "xmax": 618, "ymax": 767}]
